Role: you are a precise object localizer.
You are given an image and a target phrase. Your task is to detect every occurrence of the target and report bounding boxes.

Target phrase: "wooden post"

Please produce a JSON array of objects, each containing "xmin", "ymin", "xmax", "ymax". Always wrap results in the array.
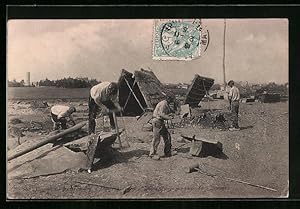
[{"xmin": 223, "ymin": 19, "xmax": 227, "ymax": 87}]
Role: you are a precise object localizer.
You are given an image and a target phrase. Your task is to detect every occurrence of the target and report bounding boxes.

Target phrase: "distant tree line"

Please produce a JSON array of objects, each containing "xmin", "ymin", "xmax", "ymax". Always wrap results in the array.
[
  {"xmin": 255, "ymin": 82, "xmax": 288, "ymax": 95},
  {"xmin": 8, "ymin": 77, "xmax": 100, "ymax": 88},
  {"xmin": 8, "ymin": 79, "xmax": 26, "ymax": 87},
  {"xmin": 38, "ymin": 77, "xmax": 100, "ymax": 88},
  {"xmin": 164, "ymin": 82, "xmax": 288, "ymax": 98}
]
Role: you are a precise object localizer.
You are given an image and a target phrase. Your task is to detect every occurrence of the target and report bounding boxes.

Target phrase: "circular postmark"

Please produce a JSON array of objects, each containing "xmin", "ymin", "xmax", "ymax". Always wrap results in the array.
[
  {"xmin": 153, "ymin": 19, "xmax": 209, "ymax": 60},
  {"xmin": 160, "ymin": 21, "xmax": 200, "ymax": 57}
]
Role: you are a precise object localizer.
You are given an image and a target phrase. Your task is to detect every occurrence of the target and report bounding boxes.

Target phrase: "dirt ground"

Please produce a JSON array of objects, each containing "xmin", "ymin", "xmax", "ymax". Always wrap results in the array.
[{"xmin": 7, "ymin": 99, "xmax": 289, "ymax": 199}]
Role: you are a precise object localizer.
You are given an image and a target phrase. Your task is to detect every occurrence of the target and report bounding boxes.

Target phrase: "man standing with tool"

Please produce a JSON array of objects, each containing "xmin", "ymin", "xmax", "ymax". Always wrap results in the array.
[
  {"xmin": 228, "ymin": 80, "xmax": 240, "ymax": 131},
  {"xmin": 88, "ymin": 81, "xmax": 122, "ymax": 134},
  {"xmin": 50, "ymin": 105, "xmax": 76, "ymax": 130},
  {"xmin": 149, "ymin": 93, "xmax": 176, "ymax": 160}
]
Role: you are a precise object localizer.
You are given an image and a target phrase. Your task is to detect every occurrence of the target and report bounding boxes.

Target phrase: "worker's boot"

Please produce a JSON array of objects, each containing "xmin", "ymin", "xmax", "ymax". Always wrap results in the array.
[
  {"xmin": 149, "ymin": 151, "xmax": 160, "ymax": 160},
  {"xmin": 229, "ymin": 127, "xmax": 240, "ymax": 131},
  {"xmin": 149, "ymin": 154, "xmax": 160, "ymax": 160},
  {"xmin": 162, "ymin": 150, "xmax": 178, "ymax": 158}
]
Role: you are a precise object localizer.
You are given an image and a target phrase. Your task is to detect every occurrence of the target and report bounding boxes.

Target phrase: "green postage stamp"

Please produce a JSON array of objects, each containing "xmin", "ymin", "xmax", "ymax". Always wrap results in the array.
[{"xmin": 152, "ymin": 19, "xmax": 209, "ymax": 61}]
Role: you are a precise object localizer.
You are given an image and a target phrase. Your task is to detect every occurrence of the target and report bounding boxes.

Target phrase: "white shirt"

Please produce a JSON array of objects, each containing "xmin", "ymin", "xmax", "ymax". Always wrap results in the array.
[
  {"xmin": 90, "ymin": 82, "xmax": 119, "ymax": 107},
  {"xmin": 51, "ymin": 105, "xmax": 74, "ymax": 120},
  {"xmin": 229, "ymin": 86, "xmax": 240, "ymax": 101},
  {"xmin": 153, "ymin": 100, "xmax": 171, "ymax": 120}
]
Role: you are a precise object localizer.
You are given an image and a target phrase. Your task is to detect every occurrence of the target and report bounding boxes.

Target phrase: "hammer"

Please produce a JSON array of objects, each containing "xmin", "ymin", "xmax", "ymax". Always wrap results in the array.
[{"xmin": 185, "ymin": 163, "xmax": 277, "ymax": 192}]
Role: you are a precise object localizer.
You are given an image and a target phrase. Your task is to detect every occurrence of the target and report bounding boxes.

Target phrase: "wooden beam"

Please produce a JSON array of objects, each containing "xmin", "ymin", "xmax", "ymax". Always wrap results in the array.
[
  {"xmin": 8, "ymin": 121, "xmax": 87, "ymax": 161},
  {"xmin": 123, "ymin": 80, "xmax": 137, "ymax": 110}
]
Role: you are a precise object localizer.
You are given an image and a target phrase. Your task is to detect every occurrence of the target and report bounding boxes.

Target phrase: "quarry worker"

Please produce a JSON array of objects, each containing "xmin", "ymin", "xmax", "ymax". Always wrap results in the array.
[
  {"xmin": 88, "ymin": 81, "xmax": 122, "ymax": 134},
  {"xmin": 149, "ymin": 93, "xmax": 176, "ymax": 160},
  {"xmin": 228, "ymin": 80, "xmax": 240, "ymax": 131},
  {"xmin": 50, "ymin": 105, "xmax": 76, "ymax": 130}
]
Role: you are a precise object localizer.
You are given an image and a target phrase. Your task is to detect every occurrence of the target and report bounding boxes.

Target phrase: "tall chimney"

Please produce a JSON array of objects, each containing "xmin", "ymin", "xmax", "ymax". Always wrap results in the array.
[{"xmin": 26, "ymin": 72, "xmax": 30, "ymax": 86}]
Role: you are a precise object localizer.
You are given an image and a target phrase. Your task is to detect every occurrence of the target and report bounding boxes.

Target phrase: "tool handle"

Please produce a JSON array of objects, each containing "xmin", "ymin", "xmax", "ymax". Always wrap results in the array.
[
  {"xmin": 112, "ymin": 112, "xmax": 122, "ymax": 148},
  {"xmin": 224, "ymin": 177, "xmax": 277, "ymax": 192}
]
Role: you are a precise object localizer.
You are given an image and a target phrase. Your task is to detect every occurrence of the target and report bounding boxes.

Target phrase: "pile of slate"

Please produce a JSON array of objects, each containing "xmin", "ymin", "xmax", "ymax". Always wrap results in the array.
[{"xmin": 175, "ymin": 110, "xmax": 234, "ymax": 130}]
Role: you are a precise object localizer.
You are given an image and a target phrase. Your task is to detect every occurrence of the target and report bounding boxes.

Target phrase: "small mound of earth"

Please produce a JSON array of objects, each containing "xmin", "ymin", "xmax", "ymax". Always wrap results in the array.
[
  {"xmin": 8, "ymin": 126, "xmax": 24, "ymax": 138},
  {"xmin": 30, "ymin": 101, "xmax": 49, "ymax": 108},
  {"xmin": 9, "ymin": 118, "xmax": 23, "ymax": 125}
]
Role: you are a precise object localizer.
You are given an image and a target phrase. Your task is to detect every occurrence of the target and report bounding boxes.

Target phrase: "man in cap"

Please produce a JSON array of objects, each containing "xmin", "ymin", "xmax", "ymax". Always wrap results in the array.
[
  {"xmin": 88, "ymin": 81, "xmax": 122, "ymax": 134},
  {"xmin": 228, "ymin": 80, "xmax": 240, "ymax": 131},
  {"xmin": 50, "ymin": 105, "xmax": 76, "ymax": 130},
  {"xmin": 149, "ymin": 93, "xmax": 176, "ymax": 160}
]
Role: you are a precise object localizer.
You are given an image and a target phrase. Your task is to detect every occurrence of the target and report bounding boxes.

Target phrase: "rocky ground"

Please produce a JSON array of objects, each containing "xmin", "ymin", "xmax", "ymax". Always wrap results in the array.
[{"xmin": 7, "ymin": 99, "xmax": 289, "ymax": 199}]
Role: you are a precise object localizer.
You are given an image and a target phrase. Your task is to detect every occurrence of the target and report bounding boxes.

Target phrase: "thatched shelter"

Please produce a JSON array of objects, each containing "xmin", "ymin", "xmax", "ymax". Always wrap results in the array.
[
  {"xmin": 118, "ymin": 69, "xmax": 173, "ymax": 116},
  {"xmin": 184, "ymin": 74, "xmax": 214, "ymax": 108}
]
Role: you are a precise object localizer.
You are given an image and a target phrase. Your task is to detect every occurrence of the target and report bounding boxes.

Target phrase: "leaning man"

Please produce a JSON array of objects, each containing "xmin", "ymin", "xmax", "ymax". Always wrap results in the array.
[
  {"xmin": 149, "ymin": 94, "xmax": 175, "ymax": 160},
  {"xmin": 50, "ymin": 105, "xmax": 76, "ymax": 130},
  {"xmin": 228, "ymin": 80, "xmax": 240, "ymax": 131},
  {"xmin": 88, "ymin": 82, "xmax": 122, "ymax": 134}
]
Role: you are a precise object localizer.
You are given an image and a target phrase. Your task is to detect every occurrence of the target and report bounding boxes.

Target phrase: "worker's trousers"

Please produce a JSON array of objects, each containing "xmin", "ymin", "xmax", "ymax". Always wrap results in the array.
[
  {"xmin": 230, "ymin": 100, "xmax": 240, "ymax": 128},
  {"xmin": 150, "ymin": 118, "xmax": 172, "ymax": 156},
  {"xmin": 88, "ymin": 96, "xmax": 116, "ymax": 134}
]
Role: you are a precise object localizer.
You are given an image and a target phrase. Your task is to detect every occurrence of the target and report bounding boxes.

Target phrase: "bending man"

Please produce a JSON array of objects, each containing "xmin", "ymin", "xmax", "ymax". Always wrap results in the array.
[
  {"xmin": 50, "ymin": 105, "xmax": 76, "ymax": 130},
  {"xmin": 88, "ymin": 81, "xmax": 122, "ymax": 134}
]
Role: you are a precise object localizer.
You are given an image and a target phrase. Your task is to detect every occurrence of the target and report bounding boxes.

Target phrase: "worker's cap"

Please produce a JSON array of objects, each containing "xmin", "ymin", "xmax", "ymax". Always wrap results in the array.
[
  {"xmin": 69, "ymin": 106, "xmax": 76, "ymax": 113},
  {"xmin": 107, "ymin": 82, "xmax": 119, "ymax": 95},
  {"xmin": 227, "ymin": 80, "xmax": 234, "ymax": 85}
]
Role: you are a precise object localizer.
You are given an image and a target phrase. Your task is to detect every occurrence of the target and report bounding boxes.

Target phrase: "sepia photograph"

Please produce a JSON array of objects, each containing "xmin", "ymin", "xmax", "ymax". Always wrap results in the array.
[{"xmin": 7, "ymin": 18, "xmax": 288, "ymax": 199}]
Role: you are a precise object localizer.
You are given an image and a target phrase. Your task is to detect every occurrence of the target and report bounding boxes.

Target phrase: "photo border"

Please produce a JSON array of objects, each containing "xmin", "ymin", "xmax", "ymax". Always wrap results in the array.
[{"xmin": 3, "ymin": 3, "xmax": 300, "ymax": 209}]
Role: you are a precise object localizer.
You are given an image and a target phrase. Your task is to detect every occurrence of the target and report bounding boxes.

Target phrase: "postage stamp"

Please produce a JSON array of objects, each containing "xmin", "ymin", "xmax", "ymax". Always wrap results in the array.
[{"xmin": 152, "ymin": 19, "xmax": 209, "ymax": 61}]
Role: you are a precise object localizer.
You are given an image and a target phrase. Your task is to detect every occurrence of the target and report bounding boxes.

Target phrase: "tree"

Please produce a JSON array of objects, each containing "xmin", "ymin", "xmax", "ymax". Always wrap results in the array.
[{"xmin": 38, "ymin": 77, "xmax": 100, "ymax": 88}]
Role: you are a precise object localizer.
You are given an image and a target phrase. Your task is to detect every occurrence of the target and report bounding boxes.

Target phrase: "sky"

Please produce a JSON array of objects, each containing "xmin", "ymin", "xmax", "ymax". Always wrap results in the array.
[{"xmin": 7, "ymin": 19, "xmax": 288, "ymax": 84}]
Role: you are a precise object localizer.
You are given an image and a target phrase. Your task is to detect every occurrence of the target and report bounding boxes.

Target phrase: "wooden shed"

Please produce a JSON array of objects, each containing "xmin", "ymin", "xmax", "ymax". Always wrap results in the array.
[
  {"xmin": 118, "ymin": 69, "xmax": 174, "ymax": 116},
  {"xmin": 184, "ymin": 74, "xmax": 214, "ymax": 108}
]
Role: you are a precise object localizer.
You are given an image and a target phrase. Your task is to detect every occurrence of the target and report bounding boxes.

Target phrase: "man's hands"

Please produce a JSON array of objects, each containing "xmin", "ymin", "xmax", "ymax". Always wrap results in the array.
[
  {"xmin": 169, "ymin": 113, "xmax": 175, "ymax": 119},
  {"xmin": 108, "ymin": 106, "xmax": 123, "ymax": 113},
  {"xmin": 68, "ymin": 119, "xmax": 76, "ymax": 126}
]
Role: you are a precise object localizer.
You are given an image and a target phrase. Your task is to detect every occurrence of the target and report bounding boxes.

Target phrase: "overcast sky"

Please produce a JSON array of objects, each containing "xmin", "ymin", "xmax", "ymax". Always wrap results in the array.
[{"xmin": 7, "ymin": 19, "xmax": 288, "ymax": 84}]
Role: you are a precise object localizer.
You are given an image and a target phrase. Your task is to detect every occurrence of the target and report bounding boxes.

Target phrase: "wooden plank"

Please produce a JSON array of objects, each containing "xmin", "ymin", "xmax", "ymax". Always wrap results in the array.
[
  {"xmin": 181, "ymin": 134, "xmax": 219, "ymax": 145},
  {"xmin": 184, "ymin": 74, "xmax": 214, "ymax": 106},
  {"xmin": 7, "ymin": 121, "xmax": 87, "ymax": 161},
  {"xmin": 181, "ymin": 134, "xmax": 223, "ymax": 157}
]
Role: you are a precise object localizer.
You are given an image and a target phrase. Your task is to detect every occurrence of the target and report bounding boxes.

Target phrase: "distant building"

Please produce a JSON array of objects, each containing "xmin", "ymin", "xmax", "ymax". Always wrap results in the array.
[
  {"xmin": 177, "ymin": 83, "xmax": 189, "ymax": 89},
  {"xmin": 25, "ymin": 72, "xmax": 30, "ymax": 86}
]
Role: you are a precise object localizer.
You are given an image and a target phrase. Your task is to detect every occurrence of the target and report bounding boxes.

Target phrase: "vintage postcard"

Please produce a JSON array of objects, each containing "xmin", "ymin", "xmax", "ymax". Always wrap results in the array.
[{"xmin": 7, "ymin": 18, "xmax": 288, "ymax": 199}]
